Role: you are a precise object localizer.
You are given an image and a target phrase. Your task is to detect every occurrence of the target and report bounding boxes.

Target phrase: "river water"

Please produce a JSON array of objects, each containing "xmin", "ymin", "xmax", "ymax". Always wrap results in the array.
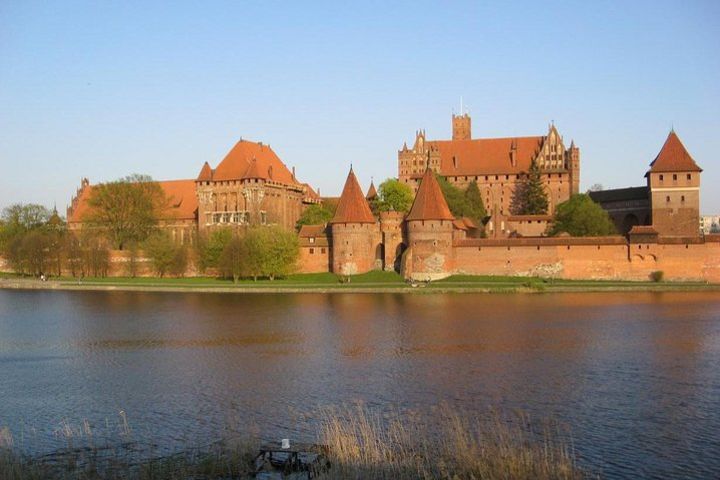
[{"xmin": 0, "ymin": 290, "xmax": 719, "ymax": 478}]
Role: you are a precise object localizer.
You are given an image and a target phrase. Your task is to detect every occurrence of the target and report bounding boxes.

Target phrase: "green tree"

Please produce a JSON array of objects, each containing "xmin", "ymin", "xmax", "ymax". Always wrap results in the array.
[
  {"xmin": 462, "ymin": 181, "xmax": 487, "ymax": 224},
  {"xmin": 87, "ymin": 174, "xmax": 167, "ymax": 249},
  {"xmin": 0, "ymin": 203, "xmax": 51, "ymax": 252},
  {"xmin": 548, "ymin": 194, "xmax": 618, "ymax": 237},
  {"xmin": 514, "ymin": 160, "xmax": 549, "ymax": 215},
  {"xmin": 198, "ymin": 228, "xmax": 233, "ymax": 271},
  {"xmin": 435, "ymin": 174, "xmax": 467, "ymax": 218},
  {"xmin": 261, "ymin": 225, "xmax": 300, "ymax": 280},
  {"xmin": 296, "ymin": 204, "xmax": 335, "ymax": 230},
  {"xmin": 143, "ymin": 232, "xmax": 177, "ymax": 277},
  {"xmin": 218, "ymin": 235, "xmax": 247, "ymax": 282},
  {"xmin": 376, "ymin": 178, "xmax": 413, "ymax": 213}
]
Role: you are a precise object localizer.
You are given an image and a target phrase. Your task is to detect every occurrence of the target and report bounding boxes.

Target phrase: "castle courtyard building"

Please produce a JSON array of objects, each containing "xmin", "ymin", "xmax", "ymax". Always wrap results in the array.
[{"xmin": 398, "ymin": 113, "xmax": 580, "ymax": 236}]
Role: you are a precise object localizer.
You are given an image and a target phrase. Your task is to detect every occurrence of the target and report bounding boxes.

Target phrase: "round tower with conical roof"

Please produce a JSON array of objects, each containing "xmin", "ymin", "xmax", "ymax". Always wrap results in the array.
[
  {"xmin": 404, "ymin": 167, "xmax": 455, "ymax": 280},
  {"xmin": 330, "ymin": 168, "xmax": 381, "ymax": 275}
]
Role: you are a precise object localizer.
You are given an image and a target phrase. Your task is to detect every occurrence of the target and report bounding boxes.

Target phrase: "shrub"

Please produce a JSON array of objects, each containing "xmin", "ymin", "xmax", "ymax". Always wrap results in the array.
[{"xmin": 650, "ymin": 270, "xmax": 664, "ymax": 282}]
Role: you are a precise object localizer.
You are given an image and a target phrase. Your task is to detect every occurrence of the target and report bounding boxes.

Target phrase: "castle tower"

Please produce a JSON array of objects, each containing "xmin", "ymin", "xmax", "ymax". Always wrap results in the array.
[
  {"xmin": 568, "ymin": 140, "xmax": 580, "ymax": 195},
  {"xmin": 404, "ymin": 167, "xmax": 455, "ymax": 280},
  {"xmin": 452, "ymin": 113, "xmax": 471, "ymax": 141},
  {"xmin": 646, "ymin": 131, "xmax": 702, "ymax": 237},
  {"xmin": 330, "ymin": 167, "xmax": 380, "ymax": 275}
]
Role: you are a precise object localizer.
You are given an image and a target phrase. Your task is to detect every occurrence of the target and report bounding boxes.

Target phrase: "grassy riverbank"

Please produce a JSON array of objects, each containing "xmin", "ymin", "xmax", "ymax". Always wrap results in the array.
[
  {"xmin": 0, "ymin": 405, "xmax": 591, "ymax": 479},
  {"xmin": 1, "ymin": 270, "xmax": 717, "ymax": 293}
]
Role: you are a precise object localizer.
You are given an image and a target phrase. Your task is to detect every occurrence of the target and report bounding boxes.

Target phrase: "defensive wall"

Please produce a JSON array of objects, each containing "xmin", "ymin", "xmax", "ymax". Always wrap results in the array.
[{"xmin": 403, "ymin": 234, "xmax": 720, "ymax": 282}]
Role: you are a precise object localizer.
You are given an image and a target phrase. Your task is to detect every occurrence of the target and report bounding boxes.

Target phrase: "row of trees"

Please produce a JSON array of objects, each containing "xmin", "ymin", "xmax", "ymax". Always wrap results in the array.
[
  {"xmin": 0, "ymin": 204, "xmax": 111, "ymax": 277},
  {"xmin": 197, "ymin": 226, "xmax": 299, "ymax": 281}
]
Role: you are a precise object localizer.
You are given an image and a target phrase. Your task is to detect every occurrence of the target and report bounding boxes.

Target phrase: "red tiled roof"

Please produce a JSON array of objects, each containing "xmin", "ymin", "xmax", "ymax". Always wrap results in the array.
[
  {"xmin": 68, "ymin": 179, "xmax": 198, "ymax": 223},
  {"xmin": 160, "ymin": 179, "xmax": 199, "ymax": 220},
  {"xmin": 197, "ymin": 162, "xmax": 213, "ymax": 181},
  {"xmin": 301, "ymin": 183, "xmax": 321, "ymax": 202},
  {"xmin": 648, "ymin": 131, "xmax": 702, "ymax": 173},
  {"xmin": 330, "ymin": 168, "xmax": 376, "ymax": 224},
  {"xmin": 406, "ymin": 168, "xmax": 454, "ymax": 221},
  {"xmin": 366, "ymin": 181, "xmax": 378, "ymax": 200},
  {"xmin": 212, "ymin": 140, "xmax": 297, "ymax": 184},
  {"xmin": 430, "ymin": 136, "xmax": 544, "ymax": 175},
  {"xmin": 298, "ymin": 224, "xmax": 328, "ymax": 238}
]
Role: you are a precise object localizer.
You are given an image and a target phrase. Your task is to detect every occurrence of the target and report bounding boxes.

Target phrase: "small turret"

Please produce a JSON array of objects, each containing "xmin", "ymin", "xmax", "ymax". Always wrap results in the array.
[
  {"xmin": 404, "ymin": 167, "xmax": 454, "ymax": 281},
  {"xmin": 330, "ymin": 167, "xmax": 380, "ymax": 275},
  {"xmin": 646, "ymin": 131, "xmax": 702, "ymax": 237},
  {"xmin": 452, "ymin": 113, "xmax": 471, "ymax": 141}
]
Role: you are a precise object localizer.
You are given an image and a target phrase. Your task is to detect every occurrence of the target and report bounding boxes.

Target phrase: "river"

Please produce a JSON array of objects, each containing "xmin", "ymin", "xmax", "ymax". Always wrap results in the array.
[{"xmin": 0, "ymin": 290, "xmax": 719, "ymax": 478}]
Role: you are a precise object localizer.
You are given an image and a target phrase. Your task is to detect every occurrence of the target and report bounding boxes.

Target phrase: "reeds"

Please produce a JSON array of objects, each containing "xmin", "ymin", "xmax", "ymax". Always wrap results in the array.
[
  {"xmin": 1, "ymin": 404, "xmax": 591, "ymax": 479},
  {"xmin": 318, "ymin": 403, "xmax": 589, "ymax": 479}
]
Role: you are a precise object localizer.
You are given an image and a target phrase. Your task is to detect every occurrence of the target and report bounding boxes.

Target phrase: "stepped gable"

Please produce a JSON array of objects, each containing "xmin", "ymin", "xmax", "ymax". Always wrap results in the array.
[
  {"xmin": 648, "ymin": 131, "xmax": 702, "ymax": 173},
  {"xmin": 406, "ymin": 168, "xmax": 454, "ymax": 221},
  {"xmin": 426, "ymin": 136, "xmax": 544, "ymax": 176},
  {"xmin": 330, "ymin": 168, "xmax": 376, "ymax": 224},
  {"xmin": 212, "ymin": 140, "xmax": 297, "ymax": 184},
  {"xmin": 197, "ymin": 162, "xmax": 213, "ymax": 181}
]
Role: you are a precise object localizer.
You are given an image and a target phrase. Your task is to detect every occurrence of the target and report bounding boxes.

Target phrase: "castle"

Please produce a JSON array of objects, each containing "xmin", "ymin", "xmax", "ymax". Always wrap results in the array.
[
  {"xmin": 66, "ymin": 117, "xmax": 720, "ymax": 283},
  {"xmin": 398, "ymin": 114, "xmax": 580, "ymax": 237},
  {"xmin": 299, "ymin": 129, "xmax": 717, "ymax": 282},
  {"xmin": 68, "ymin": 139, "xmax": 320, "ymax": 240}
]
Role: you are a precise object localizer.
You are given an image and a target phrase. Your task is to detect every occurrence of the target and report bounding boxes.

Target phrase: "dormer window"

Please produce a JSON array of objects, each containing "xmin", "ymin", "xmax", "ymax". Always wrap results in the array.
[{"xmin": 309, "ymin": 237, "xmax": 315, "ymax": 244}]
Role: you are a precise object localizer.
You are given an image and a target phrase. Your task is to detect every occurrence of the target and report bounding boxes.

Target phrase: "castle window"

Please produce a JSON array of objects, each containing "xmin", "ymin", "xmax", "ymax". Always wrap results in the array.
[
  {"xmin": 681, "ymin": 195, "xmax": 685, "ymax": 203},
  {"xmin": 321, "ymin": 248, "xmax": 326, "ymax": 254},
  {"xmin": 485, "ymin": 176, "xmax": 489, "ymax": 181},
  {"xmin": 687, "ymin": 174, "xmax": 692, "ymax": 180},
  {"xmin": 666, "ymin": 196, "xmax": 670, "ymax": 203},
  {"xmin": 673, "ymin": 174, "xmax": 677, "ymax": 181},
  {"xmin": 310, "ymin": 248, "xmax": 315, "ymax": 254},
  {"xmin": 309, "ymin": 237, "xmax": 315, "ymax": 244},
  {"xmin": 659, "ymin": 174, "xmax": 664, "ymax": 181}
]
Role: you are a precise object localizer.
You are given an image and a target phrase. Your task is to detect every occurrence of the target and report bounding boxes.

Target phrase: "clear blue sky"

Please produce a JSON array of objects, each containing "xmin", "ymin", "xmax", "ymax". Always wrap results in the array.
[{"xmin": 1, "ymin": 1, "xmax": 719, "ymax": 214}]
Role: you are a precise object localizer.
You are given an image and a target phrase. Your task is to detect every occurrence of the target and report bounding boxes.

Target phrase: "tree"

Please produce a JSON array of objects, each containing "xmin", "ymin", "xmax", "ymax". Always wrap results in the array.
[
  {"xmin": 219, "ymin": 226, "xmax": 299, "ymax": 281},
  {"xmin": 433, "ymin": 175, "xmax": 486, "ymax": 228},
  {"xmin": 218, "ymin": 236, "xmax": 247, "ymax": 282},
  {"xmin": 87, "ymin": 174, "xmax": 167, "ymax": 249},
  {"xmin": 198, "ymin": 228, "xmax": 233, "ymax": 271},
  {"xmin": 143, "ymin": 232, "xmax": 177, "ymax": 277},
  {"xmin": 0, "ymin": 203, "xmax": 51, "ymax": 252},
  {"xmin": 435, "ymin": 174, "xmax": 467, "ymax": 218},
  {"xmin": 514, "ymin": 160, "xmax": 549, "ymax": 215},
  {"xmin": 296, "ymin": 204, "xmax": 335, "ymax": 230},
  {"xmin": 462, "ymin": 181, "xmax": 487, "ymax": 225},
  {"xmin": 376, "ymin": 178, "xmax": 413, "ymax": 213},
  {"xmin": 261, "ymin": 225, "xmax": 300, "ymax": 280},
  {"xmin": 548, "ymin": 194, "xmax": 618, "ymax": 237}
]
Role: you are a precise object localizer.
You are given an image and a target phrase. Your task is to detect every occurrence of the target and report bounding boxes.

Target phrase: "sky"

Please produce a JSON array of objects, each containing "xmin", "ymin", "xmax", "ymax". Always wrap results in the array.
[{"xmin": 1, "ymin": 1, "xmax": 719, "ymax": 214}]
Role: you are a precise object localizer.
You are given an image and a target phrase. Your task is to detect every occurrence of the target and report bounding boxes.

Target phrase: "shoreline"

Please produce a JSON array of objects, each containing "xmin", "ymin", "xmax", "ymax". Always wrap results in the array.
[{"xmin": 2, "ymin": 277, "xmax": 718, "ymax": 294}]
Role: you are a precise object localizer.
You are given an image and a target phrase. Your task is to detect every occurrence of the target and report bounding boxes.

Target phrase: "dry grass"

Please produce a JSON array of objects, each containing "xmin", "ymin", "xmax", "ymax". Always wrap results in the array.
[
  {"xmin": 318, "ymin": 403, "xmax": 590, "ymax": 479},
  {"xmin": 1, "ymin": 405, "xmax": 592, "ymax": 479}
]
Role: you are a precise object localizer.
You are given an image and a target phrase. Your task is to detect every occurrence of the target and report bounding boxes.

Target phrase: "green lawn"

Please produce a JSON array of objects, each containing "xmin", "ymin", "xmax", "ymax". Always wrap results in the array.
[{"xmin": 55, "ymin": 270, "xmax": 406, "ymax": 288}]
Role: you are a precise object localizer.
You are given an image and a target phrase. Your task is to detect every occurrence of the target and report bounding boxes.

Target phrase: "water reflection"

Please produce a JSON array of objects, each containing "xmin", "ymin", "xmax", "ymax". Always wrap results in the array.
[{"xmin": 0, "ymin": 290, "xmax": 719, "ymax": 478}]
